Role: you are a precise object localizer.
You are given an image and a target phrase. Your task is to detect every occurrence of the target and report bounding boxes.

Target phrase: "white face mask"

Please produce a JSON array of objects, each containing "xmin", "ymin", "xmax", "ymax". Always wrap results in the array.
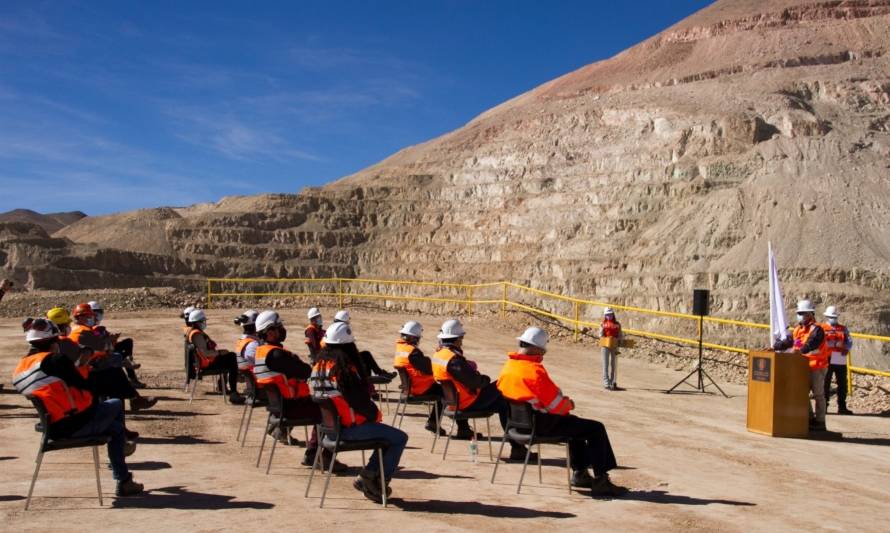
[
  {"xmin": 85, "ymin": 317, "xmax": 96, "ymax": 327},
  {"xmin": 827, "ymin": 317, "xmax": 838, "ymax": 326}
]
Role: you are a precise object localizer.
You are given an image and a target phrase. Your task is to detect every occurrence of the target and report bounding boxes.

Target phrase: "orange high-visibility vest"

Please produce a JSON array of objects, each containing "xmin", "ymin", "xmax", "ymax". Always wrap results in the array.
[
  {"xmin": 393, "ymin": 339, "xmax": 435, "ymax": 395},
  {"xmin": 497, "ymin": 352, "xmax": 573, "ymax": 415},
  {"xmin": 305, "ymin": 324, "xmax": 324, "ymax": 352},
  {"xmin": 793, "ymin": 323, "xmax": 828, "ymax": 370},
  {"xmin": 12, "ymin": 351, "xmax": 93, "ymax": 424},
  {"xmin": 69, "ymin": 324, "xmax": 109, "ymax": 362},
  {"xmin": 820, "ymin": 323, "xmax": 849, "ymax": 365},
  {"xmin": 431, "ymin": 346, "xmax": 479, "ymax": 410},
  {"xmin": 253, "ymin": 344, "xmax": 310, "ymax": 399},
  {"xmin": 310, "ymin": 358, "xmax": 381, "ymax": 427},
  {"xmin": 235, "ymin": 335, "xmax": 258, "ymax": 371},
  {"xmin": 187, "ymin": 328, "xmax": 217, "ymax": 369}
]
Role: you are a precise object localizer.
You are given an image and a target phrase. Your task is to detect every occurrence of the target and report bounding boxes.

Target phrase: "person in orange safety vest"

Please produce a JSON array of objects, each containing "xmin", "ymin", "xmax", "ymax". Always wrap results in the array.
[
  {"xmin": 599, "ymin": 307, "xmax": 623, "ymax": 391},
  {"xmin": 186, "ymin": 309, "xmax": 245, "ymax": 405},
  {"xmin": 821, "ymin": 306, "xmax": 854, "ymax": 415},
  {"xmin": 392, "ymin": 320, "xmax": 445, "ymax": 435},
  {"xmin": 497, "ymin": 327, "xmax": 629, "ymax": 498}
]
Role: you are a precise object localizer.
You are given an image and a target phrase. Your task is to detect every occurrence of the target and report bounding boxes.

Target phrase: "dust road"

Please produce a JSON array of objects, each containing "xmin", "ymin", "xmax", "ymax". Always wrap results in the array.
[{"xmin": 1, "ymin": 309, "xmax": 887, "ymax": 531}]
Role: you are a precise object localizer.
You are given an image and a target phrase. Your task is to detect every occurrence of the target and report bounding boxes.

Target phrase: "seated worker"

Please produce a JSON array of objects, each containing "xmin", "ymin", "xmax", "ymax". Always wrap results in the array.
[
  {"xmin": 181, "ymin": 306, "xmax": 197, "ymax": 382},
  {"xmin": 431, "ymin": 319, "xmax": 533, "ymax": 461},
  {"xmin": 233, "ymin": 309, "xmax": 260, "ymax": 401},
  {"xmin": 46, "ymin": 307, "xmax": 87, "ymax": 365},
  {"xmin": 69, "ymin": 304, "xmax": 157, "ymax": 411},
  {"xmin": 332, "ymin": 310, "xmax": 396, "ymax": 380},
  {"xmin": 311, "ymin": 322, "xmax": 408, "ymax": 503},
  {"xmin": 90, "ymin": 301, "xmax": 145, "ymax": 389},
  {"xmin": 393, "ymin": 321, "xmax": 445, "ymax": 435},
  {"xmin": 253, "ymin": 311, "xmax": 342, "ymax": 470},
  {"xmin": 498, "ymin": 327, "xmax": 629, "ymax": 498},
  {"xmin": 186, "ymin": 309, "xmax": 245, "ymax": 404},
  {"xmin": 12, "ymin": 318, "xmax": 144, "ymax": 496},
  {"xmin": 304, "ymin": 307, "xmax": 325, "ymax": 363}
]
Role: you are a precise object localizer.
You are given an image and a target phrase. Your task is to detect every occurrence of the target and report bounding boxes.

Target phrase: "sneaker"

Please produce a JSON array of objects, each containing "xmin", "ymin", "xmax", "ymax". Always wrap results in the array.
[
  {"xmin": 130, "ymin": 396, "xmax": 158, "ymax": 411},
  {"xmin": 354, "ymin": 470, "xmax": 391, "ymax": 503},
  {"xmin": 115, "ymin": 476, "xmax": 144, "ymax": 497},
  {"xmin": 301, "ymin": 451, "xmax": 318, "ymax": 467},
  {"xmin": 589, "ymin": 475, "xmax": 629, "ymax": 498},
  {"xmin": 123, "ymin": 441, "xmax": 137, "ymax": 457},
  {"xmin": 506, "ymin": 446, "xmax": 539, "ymax": 463},
  {"xmin": 571, "ymin": 469, "xmax": 594, "ymax": 487}
]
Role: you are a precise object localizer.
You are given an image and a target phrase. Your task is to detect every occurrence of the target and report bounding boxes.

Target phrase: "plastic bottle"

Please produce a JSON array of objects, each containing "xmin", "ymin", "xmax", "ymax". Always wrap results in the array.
[{"xmin": 469, "ymin": 434, "xmax": 479, "ymax": 464}]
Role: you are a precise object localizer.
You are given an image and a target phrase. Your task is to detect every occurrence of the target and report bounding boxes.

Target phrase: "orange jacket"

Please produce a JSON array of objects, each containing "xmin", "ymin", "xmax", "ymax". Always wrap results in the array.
[
  {"xmin": 253, "ymin": 344, "xmax": 310, "ymax": 399},
  {"xmin": 431, "ymin": 346, "xmax": 479, "ymax": 410},
  {"xmin": 12, "ymin": 351, "xmax": 93, "ymax": 424},
  {"xmin": 793, "ymin": 323, "xmax": 828, "ymax": 370},
  {"xmin": 497, "ymin": 352, "xmax": 573, "ymax": 415},
  {"xmin": 69, "ymin": 324, "xmax": 109, "ymax": 362},
  {"xmin": 235, "ymin": 335, "xmax": 258, "ymax": 371},
  {"xmin": 393, "ymin": 339, "xmax": 435, "ymax": 395}
]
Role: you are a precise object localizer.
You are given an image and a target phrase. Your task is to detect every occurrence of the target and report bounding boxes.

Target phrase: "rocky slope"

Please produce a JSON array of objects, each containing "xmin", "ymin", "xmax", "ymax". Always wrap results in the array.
[
  {"xmin": 0, "ymin": 209, "xmax": 86, "ymax": 233},
  {"xmin": 3, "ymin": 0, "xmax": 889, "ymax": 364}
]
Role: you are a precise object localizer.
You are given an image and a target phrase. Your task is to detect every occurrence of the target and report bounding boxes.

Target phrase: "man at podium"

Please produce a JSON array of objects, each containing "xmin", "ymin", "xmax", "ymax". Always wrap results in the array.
[{"xmin": 773, "ymin": 300, "xmax": 829, "ymax": 431}]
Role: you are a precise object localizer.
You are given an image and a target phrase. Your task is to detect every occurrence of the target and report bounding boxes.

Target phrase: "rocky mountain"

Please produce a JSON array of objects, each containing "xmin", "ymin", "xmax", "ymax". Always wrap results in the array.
[
  {"xmin": 0, "ymin": 209, "xmax": 86, "ymax": 234},
  {"xmin": 2, "ymin": 0, "xmax": 889, "ymax": 362}
]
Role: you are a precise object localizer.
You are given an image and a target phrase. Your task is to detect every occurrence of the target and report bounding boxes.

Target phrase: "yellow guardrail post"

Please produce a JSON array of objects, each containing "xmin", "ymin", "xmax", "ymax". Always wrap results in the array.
[
  {"xmin": 847, "ymin": 352, "xmax": 853, "ymax": 397},
  {"xmin": 338, "ymin": 279, "xmax": 344, "ymax": 309},
  {"xmin": 501, "ymin": 282, "xmax": 507, "ymax": 318},
  {"xmin": 206, "ymin": 279, "xmax": 212, "ymax": 309},
  {"xmin": 466, "ymin": 286, "xmax": 474, "ymax": 315},
  {"xmin": 573, "ymin": 301, "xmax": 580, "ymax": 342}
]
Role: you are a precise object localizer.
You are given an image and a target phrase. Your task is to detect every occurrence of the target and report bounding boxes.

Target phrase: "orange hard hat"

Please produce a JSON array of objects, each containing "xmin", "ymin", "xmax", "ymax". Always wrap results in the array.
[{"xmin": 72, "ymin": 303, "xmax": 95, "ymax": 318}]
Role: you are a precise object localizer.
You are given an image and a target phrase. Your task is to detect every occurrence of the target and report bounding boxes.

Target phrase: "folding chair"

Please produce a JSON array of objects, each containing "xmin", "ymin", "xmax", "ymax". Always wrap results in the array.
[
  {"xmin": 236, "ymin": 371, "xmax": 260, "ymax": 444},
  {"xmin": 391, "ymin": 368, "xmax": 440, "ymax": 445},
  {"xmin": 368, "ymin": 374, "xmax": 393, "ymax": 414},
  {"xmin": 25, "ymin": 398, "xmax": 110, "ymax": 510},
  {"xmin": 433, "ymin": 380, "xmax": 494, "ymax": 461},
  {"xmin": 187, "ymin": 349, "xmax": 228, "ymax": 406},
  {"xmin": 257, "ymin": 387, "xmax": 313, "ymax": 474},
  {"xmin": 304, "ymin": 398, "xmax": 389, "ymax": 508},
  {"xmin": 490, "ymin": 400, "xmax": 572, "ymax": 494}
]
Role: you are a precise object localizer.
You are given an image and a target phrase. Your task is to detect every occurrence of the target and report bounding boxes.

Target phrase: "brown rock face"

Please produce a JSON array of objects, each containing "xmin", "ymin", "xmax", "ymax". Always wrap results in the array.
[{"xmin": 2, "ymin": 1, "xmax": 889, "ymax": 363}]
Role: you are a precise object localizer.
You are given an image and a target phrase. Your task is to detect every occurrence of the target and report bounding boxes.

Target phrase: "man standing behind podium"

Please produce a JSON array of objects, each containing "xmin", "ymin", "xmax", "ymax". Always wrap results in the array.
[{"xmin": 773, "ymin": 299, "xmax": 828, "ymax": 431}]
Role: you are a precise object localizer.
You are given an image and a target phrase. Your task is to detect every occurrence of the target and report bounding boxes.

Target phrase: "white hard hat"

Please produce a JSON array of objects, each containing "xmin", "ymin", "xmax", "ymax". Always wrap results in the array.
[
  {"xmin": 237, "ymin": 309, "xmax": 259, "ymax": 325},
  {"xmin": 399, "ymin": 320, "xmax": 423, "ymax": 338},
  {"xmin": 323, "ymin": 321, "xmax": 355, "ymax": 345},
  {"xmin": 188, "ymin": 309, "xmax": 207, "ymax": 323},
  {"xmin": 25, "ymin": 318, "xmax": 60, "ymax": 343},
  {"xmin": 796, "ymin": 300, "xmax": 816, "ymax": 314},
  {"xmin": 437, "ymin": 319, "xmax": 466, "ymax": 340},
  {"xmin": 182, "ymin": 306, "xmax": 196, "ymax": 319},
  {"xmin": 603, "ymin": 307, "xmax": 615, "ymax": 316},
  {"xmin": 517, "ymin": 327, "xmax": 548, "ymax": 349},
  {"xmin": 88, "ymin": 301, "xmax": 103, "ymax": 312},
  {"xmin": 255, "ymin": 310, "xmax": 282, "ymax": 333},
  {"xmin": 334, "ymin": 310, "xmax": 351, "ymax": 323},
  {"xmin": 823, "ymin": 306, "xmax": 839, "ymax": 319},
  {"xmin": 307, "ymin": 307, "xmax": 322, "ymax": 319}
]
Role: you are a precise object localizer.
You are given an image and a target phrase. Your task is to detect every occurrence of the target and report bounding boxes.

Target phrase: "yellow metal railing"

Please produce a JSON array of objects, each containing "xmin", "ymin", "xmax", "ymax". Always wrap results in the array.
[{"xmin": 206, "ymin": 277, "xmax": 890, "ymax": 382}]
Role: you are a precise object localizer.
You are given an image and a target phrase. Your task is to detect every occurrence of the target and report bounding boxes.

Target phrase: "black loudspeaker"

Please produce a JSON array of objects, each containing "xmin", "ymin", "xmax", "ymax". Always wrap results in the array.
[{"xmin": 692, "ymin": 289, "xmax": 710, "ymax": 317}]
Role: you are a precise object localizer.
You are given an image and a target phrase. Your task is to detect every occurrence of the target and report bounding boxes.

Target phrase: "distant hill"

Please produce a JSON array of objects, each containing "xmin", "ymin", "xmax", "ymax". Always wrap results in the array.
[{"xmin": 0, "ymin": 209, "xmax": 87, "ymax": 234}]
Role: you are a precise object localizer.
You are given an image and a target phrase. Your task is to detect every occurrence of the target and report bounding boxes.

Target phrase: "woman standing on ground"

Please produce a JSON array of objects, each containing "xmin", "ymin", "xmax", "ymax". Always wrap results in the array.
[{"xmin": 600, "ymin": 308, "xmax": 623, "ymax": 390}]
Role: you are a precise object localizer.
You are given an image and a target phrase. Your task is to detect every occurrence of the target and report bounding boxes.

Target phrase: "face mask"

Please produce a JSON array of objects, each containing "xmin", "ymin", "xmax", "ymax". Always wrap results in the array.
[
  {"xmin": 827, "ymin": 317, "xmax": 838, "ymax": 326},
  {"xmin": 797, "ymin": 313, "xmax": 812, "ymax": 325},
  {"xmin": 85, "ymin": 317, "xmax": 96, "ymax": 327},
  {"xmin": 198, "ymin": 320, "xmax": 207, "ymax": 330},
  {"xmin": 279, "ymin": 326, "xmax": 287, "ymax": 342}
]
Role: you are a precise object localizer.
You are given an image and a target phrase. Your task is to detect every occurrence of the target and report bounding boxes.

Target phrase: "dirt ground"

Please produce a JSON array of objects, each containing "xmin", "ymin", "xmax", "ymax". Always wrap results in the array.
[{"xmin": 0, "ymin": 308, "xmax": 888, "ymax": 532}]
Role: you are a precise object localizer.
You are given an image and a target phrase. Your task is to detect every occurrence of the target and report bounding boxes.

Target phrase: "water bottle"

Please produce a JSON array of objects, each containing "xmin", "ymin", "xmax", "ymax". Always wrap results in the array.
[{"xmin": 469, "ymin": 435, "xmax": 479, "ymax": 464}]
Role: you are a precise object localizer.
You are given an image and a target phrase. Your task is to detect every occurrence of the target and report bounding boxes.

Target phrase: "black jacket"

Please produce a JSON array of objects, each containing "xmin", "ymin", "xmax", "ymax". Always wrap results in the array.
[
  {"xmin": 264, "ymin": 345, "xmax": 312, "ymax": 381},
  {"xmin": 773, "ymin": 324, "xmax": 824, "ymax": 354},
  {"xmin": 319, "ymin": 345, "xmax": 379, "ymax": 422},
  {"xmin": 442, "ymin": 344, "xmax": 490, "ymax": 392},
  {"xmin": 36, "ymin": 349, "xmax": 97, "ymax": 438}
]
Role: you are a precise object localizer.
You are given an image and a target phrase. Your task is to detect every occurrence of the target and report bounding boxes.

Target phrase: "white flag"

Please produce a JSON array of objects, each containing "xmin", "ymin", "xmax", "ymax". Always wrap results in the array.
[{"xmin": 768, "ymin": 241, "xmax": 788, "ymax": 345}]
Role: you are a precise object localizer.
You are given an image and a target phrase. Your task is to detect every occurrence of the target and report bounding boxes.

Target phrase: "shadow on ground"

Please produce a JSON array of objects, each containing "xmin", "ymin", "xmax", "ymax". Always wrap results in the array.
[
  {"xmin": 137, "ymin": 436, "xmax": 224, "ymax": 446},
  {"xmin": 610, "ymin": 490, "xmax": 755, "ymax": 506},
  {"xmin": 393, "ymin": 469, "xmax": 473, "ymax": 480},
  {"xmin": 111, "ymin": 485, "xmax": 273, "ymax": 510},
  {"xmin": 392, "ymin": 498, "xmax": 576, "ymax": 518},
  {"xmin": 128, "ymin": 461, "xmax": 173, "ymax": 471}
]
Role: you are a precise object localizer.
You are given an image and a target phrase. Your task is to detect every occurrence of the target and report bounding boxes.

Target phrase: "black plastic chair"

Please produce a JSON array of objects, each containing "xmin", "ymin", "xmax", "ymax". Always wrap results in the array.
[
  {"xmin": 433, "ymin": 380, "xmax": 494, "ymax": 461},
  {"xmin": 187, "ymin": 347, "xmax": 229, "ymax": 406},
  {"xmin": 256, "ymin": 386, "xmax": 313, "ymax": 474},
  {"xmin": 367, "ymin": 374, "xmax": 393, "ymax": 414},
  {"xmin": 490, "ymin": 401, "xmax": 572, "ymax": 494},
  {"xmin": 304, "ymin": 397, "xmax": 389, "ymax": 508},
  {"xmin": 391, "ymin": 367, "xmax": 440, "ymax": 446},
  {"xmin": 25, "ymin": 397, "xmax": 110, "ymax": 510}
]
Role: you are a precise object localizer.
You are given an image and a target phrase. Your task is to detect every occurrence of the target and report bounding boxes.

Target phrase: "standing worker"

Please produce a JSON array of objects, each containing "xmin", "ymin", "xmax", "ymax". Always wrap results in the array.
[
  {"xmin": 599, "ymin": 308, "xmax": 623, "ymax": 390},
  {"xmin": 821, "ymin": 306, "xmax": 853, "ymax": 415},
  {"xmin": 304, "ymin": 308, "xmax": 325, "ymax": 363},
  {"xmin": 774, "ymin": 300, "xmax": 828, "ymax": 431},
  {"xmin": 498, "ymin": 327, "xmax": 629, "ymax": 497}
]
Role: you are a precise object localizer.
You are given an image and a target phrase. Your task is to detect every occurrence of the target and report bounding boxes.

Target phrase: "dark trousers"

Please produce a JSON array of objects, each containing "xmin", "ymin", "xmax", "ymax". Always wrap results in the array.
[
  {"xmin": 418, "ymin": 383, "xmax": 445, "ymax": 427},
  {"xmin": 359, "ymin": 350, "xmax": 386, "ymax": 376},
  {"xmin": 203, "ymin": 353, "xmax": 239, "ymax": 392},
  {"xmin": 88, "ymin": 367, "xmax": 138, "ymax": 400},
  {"xmin": 70, "ymin": 399, "xmax": 130, "ymax": 481},
  {"xmin": 114, "ymin": 338, "xmax": 139, "ymax": 381},
  {"xmin": 461, "ymin": 382, "xmax": 508, "ymax": 436},
  {"xmin": 824, "ymin": 364, "xmax": 848, "ymax": 409},
  {"xmin": 280, "ymin": 397, "xmax": 321, "ymax": 451},
  {"xmin": 537, "ymin": 414, "xmax": 618, "ymax": 477}
]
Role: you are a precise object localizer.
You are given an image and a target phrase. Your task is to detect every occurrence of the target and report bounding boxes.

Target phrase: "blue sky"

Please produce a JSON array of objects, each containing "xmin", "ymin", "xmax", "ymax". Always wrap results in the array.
[{"xmin": 0, "ymin": 0, "xmax": 712, "ymax": 215}]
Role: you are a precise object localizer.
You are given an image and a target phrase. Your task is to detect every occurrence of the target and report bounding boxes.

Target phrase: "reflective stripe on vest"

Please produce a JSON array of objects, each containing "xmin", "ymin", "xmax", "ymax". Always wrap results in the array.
[
  {"xmin": 793, "ymin": 324, "xmax": 828, "ymax": 370},
  {"xmin": 253, "ymin": 344, "xmax": 309, "ymax": 399},
  {"xmin": 310, "ymin": 358, "xmax": 380, "ymax": 426},
  {"xmin": 235, "ymin": 336, "xmax": 257, "ymax": 370},
  {"xmin": 12, "ymin": 351, "xmax": 93, "ymax": 423},
  {"xmin": 431, "ymin": 346, "xmax": 480, "ymax": 410},
  {"xmin": 821, "ymin": 323, "xmax": 848, "ymax": 365},
  {"xmin": 496, "ymin": 352, "xmax": 572, "ymax": 415},
  {"xmin": 393, "ymin": 339, "xmax": 435, "ymax": 395}
]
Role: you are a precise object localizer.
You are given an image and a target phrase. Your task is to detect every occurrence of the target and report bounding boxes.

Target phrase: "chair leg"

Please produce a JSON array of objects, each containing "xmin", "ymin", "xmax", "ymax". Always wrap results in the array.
[
  {"xmin": 188, "ymin": 375, "xmax": 199, "ymax": 405},
  {"xmin": 565, "ymin": 443, "xmax": 572, "ymax": 495},
  {"xmin": 537, "ymin": 443, "xmax": 543, "ymax": 483},
  {"xmin": 24, "ymin": 449, "xmax": 44, "ymax": 510},
  {"xmin": 256, "ymin": 413, "xmax": 271, "ymax": 468},
  {"xmin": 490, "ymin": 422, "xmax": 510, "ymax": 483},
  {"xmin": 303, "ymin": 425, "xmax": 309, "ymax": 444},
  {"xmin": 378, "ymin": 447, "xmax": 387, "ymax": 507},
  {"xmin": 236, "ymin": 402, "xmax": 249, "ymax": 441},
  {"xmin": 304, "ymin": 434, "xmax": 323, "ymax": 498},
  {"xmin": 486, "ymin": 418, "xmax": 493, "ymax": 462},
  {"xmin": 441, "ymin": 417, "xmax": 457, "ymax": 460},
  {"xmin": 92, "ymin": 446, "xmax": 103, "ymax": 507},
  {"xmin": 241, "ymin": 404, "xmax": 255, "ymax": 448},
  {"xmin": 398, "ymin": 398, "xmax": 408, "ymax": 429},
  {"xmin": 430, "ymin": 401, "xmax": 440, "ymax": 452},
  {"xmin": 391, "ymin": 396, "xmax": 402, "ymax": 426},
  {"xmin": 361, "ymin": 450, "xmax": 366, "ymax": 465},
  {"xmin": 266, "ymin": 435, "xmax": 278, "ymax": 475},
  {"xmin": 517, "ymin": 442, "xmax": 533, "ymax": 494},
  {"xmin": 319, "ymin": 446, "xmax": 339, "ymax": 508}
]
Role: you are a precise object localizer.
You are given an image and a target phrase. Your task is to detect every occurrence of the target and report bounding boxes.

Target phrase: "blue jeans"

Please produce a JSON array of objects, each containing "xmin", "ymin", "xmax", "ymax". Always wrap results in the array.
[
  {"xmin": 339, "ymin": 422, "xmax": 408, "ymax": 480},
  {"xmin": 71, "ymin": 399, "xmax": 130, "ymax": 481}
]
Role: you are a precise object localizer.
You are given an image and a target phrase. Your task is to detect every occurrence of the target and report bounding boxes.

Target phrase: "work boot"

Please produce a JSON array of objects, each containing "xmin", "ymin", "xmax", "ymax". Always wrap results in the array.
[
  {"xmin": 115, "ymin": 475, "xmax": 144, "ymax": 497},
  {"xmin": 228, "ymin": 392, "xmax": 246, "ymax": 405},
  {"xmin": 130, "ymin": 396, "xmax": 158, "ymax": 411},
  {"xmin": 424, "ymin": 422, "xmax": 447, "ymax": 436},
  {"xmin": 589, "ymin": 475, "xmax": 629, "ymax": 498},
  {"xmin": 838, "ymin": 404, "xmax": 853, "ymax": 415},
  {"xmin": 809, "ymin": 420, "xmax": 827, "ymax": 432},
  {"xmin": 124, "ymin": 429, "xmax": 140, "ymax": 440},
  {"xmin": 123, "ymin": 441, "xmax": 137, "ymax": 457},
  {"xmin": 130, "ymin": 379, "xmax": 147, "ymax": 389},
  {"xmin": 571, "ymin": 469, "xmax": 594, "ymax": 487},
  {"xmin": 453, "ymin": 423, "xmax": 483, "ymax": 440},
  {"xmin": 506, "ymin": 445, "xmax": 539, "ymax": 463},
  {"xmin": 353, "ymin": 470, "xmax": 391, "ymax": 503}
]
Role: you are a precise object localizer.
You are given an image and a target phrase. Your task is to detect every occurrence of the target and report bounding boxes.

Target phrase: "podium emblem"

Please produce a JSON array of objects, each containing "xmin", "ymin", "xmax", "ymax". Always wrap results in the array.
[{"xmin": 752, "ymin": 357, "xmax": 771, "ymax": 382}]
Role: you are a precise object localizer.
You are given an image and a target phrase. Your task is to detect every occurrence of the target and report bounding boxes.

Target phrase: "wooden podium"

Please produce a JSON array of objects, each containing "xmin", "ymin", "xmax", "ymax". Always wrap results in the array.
[{"xmin": 746, "ymin": 350, "xmax": 810, "ymax": 437}]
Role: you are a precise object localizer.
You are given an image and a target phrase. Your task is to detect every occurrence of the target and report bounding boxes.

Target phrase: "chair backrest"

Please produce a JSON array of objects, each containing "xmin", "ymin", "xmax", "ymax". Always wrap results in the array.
[
  {"xmin": 312, "ymin": 397, "xmax": 342, "ymax": 438},
  {"xmin": 439, "ymin": 380, "xmax": 460, "ymax": 410},
  {"xmin": 395, "ymin": 367, "xmax": 412, "ymax": 394},
  {"xmin": 507, "ymin": 401, "xmax": 536, "ymax": 433},
  {"xmin": 29, "ymin": 397, "xmax": 51, "ymax": 444},
  {"xmin": 263, "ymin": 384, "xmax": 283, "ymax": 415}
]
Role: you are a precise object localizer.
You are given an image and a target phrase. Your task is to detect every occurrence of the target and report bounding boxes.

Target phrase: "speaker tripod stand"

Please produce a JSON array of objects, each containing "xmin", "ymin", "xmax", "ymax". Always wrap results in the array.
[{"xmin": 666, "ymin": 316, "xmax": 728, "ymax": 397}]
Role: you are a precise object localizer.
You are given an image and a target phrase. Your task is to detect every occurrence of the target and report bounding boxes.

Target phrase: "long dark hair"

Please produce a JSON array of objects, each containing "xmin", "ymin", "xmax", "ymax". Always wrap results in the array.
[{"xmin": 320, "ymin": 342, "xmax": 363, "ymax": 390}]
